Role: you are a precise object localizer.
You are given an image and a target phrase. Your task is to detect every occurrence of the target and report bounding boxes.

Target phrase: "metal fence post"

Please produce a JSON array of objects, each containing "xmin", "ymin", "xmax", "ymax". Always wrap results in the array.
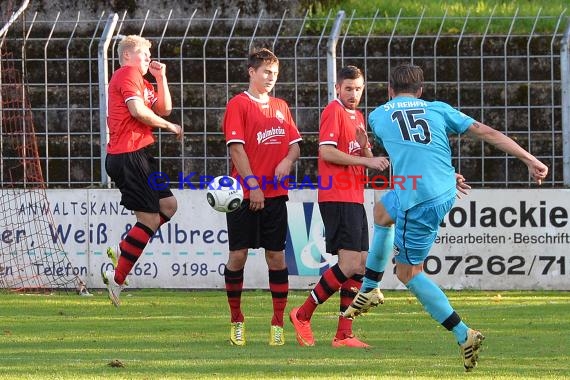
[
  {"xmin": 339, "ymin": 10, "xmax": 355, "ymax": 68},
  {"xmin": 327, "ymin": 10, "xmax": 345, "ymax": 102},
  {"xmin": 454, "ymin": 11, "xmax": 470, "ymax": 175},
  {"xmin": 202, "ymin": 9, "xmax": 219, "ymax": 177},
  {"xmin": 98, "ymin": 13, "xmax": 118, "ymax": 187},
  {"xmin": 551, "ymin": 11, "xmax": 567, "ymax": 185},
  {"xmin": 66, "ymin": 12, "xmax": 81, "ymax": 187},
  {"xmin": 293, "ymin": 10, "xmax": 309, "ymax": 132},
  {"xmin": 479, "ymin": 7, "xmax": 496, "ymax": 183},
  {"xmin": 179, "ymin": 9, "xmax": 197, "ymax": 175},
  {"xmin": 87, "ymin": 12, "xmax": 107, "ymax": 184},
  {"xmin": 363, "ymin": 10, "xmax": 379, "ymax": 115},
  {"xmin": 0, "ymin": 0, "xmax": 31, "ymax": 187},
  {"xmin": 0, "ymin": 0, "xmax": 30, "ymax": 38},
  {"xmin": 154, "ymin": 9, "xmax": 173, "ymax": 174},
  {"xmin": 43, "ymin": 12, "xmax": 60, "ymax": 186},
  {"xmin": 502, "ymin": 9, "xmax": 520, "ymax": 186},
  {"xmin": 561, "ymin": 20, "xmax": 570, "ymax": 187}
]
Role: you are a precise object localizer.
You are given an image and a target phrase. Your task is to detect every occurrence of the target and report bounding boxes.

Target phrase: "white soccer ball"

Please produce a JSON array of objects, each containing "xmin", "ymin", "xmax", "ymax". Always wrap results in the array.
[{"xmin": 206, "ymin": 176, "xmax": 243, "ymax": 213}]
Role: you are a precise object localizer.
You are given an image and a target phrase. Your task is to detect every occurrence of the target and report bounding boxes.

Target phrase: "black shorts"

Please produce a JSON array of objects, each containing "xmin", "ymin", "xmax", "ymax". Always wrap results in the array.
[
  {"xmin": 226, "ymin": 195, "xmax": 288, "ymax": 251},
  {"xmin": 319, "ymin": 202, "xmax": 369, "ymax": 255},
  {"xmin": 105, "ymin": 147, "xmax": 174, "ymax": 213}
]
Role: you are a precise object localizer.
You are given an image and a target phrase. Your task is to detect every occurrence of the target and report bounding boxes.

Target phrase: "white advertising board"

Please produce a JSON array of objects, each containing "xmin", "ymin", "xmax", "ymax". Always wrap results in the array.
[{"xmin": 31, "ymin": 189, "xmax": 570, "ymax": 290}]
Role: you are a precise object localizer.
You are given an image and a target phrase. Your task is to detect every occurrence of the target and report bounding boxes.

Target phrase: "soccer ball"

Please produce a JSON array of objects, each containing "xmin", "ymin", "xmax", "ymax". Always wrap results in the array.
[{"xmin": 206, "ymin": 176, "xmax": 243, "ymax": 213}]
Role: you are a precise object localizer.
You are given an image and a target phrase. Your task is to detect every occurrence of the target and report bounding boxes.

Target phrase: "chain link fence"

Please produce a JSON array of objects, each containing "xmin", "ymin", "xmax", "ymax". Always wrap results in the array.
[{"xmin": 1, "ymin": 7, "xmax": 569, "ymax": 188}]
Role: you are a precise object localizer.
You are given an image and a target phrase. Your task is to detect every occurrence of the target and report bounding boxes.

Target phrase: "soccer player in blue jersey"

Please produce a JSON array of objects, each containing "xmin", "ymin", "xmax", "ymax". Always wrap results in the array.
[{"xmin": 344, "ymin": 63, "xmax": 548, "ymax": 371}]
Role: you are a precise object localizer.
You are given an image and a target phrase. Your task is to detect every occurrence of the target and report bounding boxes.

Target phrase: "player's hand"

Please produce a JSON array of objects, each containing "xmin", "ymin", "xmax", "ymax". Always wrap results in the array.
[
  {"xmin": 248, "ymin": 188, "xmax": 265, "ymax": 211},
  {"xmin": 274, "ymin": 157, "xmax": 293, "ymax": 181},
  {"xmin": 455, "ymin": 173, "xmax": 471, "ymax": 199},
  {"xmin": 356, "ymin": 125, "xmax": 370, "ymax": 150},
  {"xmin": 168, "ymin": 123, "xmax": 183, "ymax": 140},
  {"xmin": 148, "ymin": 61, "xmax": 166, "ymax": 78},
  {"xmin": 366, "ymin": 156, "xmax": 390, "ymax": 171},
  {"xmin": 529, "ymin": 160, "xmax": 548, "ymax": 185}
]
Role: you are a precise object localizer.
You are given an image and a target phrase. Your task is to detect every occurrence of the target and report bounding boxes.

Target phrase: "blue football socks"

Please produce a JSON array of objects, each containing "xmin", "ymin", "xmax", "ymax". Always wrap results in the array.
[
  {"xmin": 361, "ymin": 224, "xmax": 394, "ymax": 292},
  {"xmin": 406, "ymin": 272, "xmax": 469, "ymax": 343}
]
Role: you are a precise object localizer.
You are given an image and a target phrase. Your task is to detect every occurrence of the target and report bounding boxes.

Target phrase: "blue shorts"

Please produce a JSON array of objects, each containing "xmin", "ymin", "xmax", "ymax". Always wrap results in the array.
[{"xmin": 381, "ymin": 189, "xmax": 456, "ymax": 265}]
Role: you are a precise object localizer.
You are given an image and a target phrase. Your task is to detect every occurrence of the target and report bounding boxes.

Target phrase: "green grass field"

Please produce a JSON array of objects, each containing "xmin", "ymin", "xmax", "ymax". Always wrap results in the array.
[
  {"xmin": 1, "ymin": 289, "xmax": 568, "ymax": 379},
  {"xmin": 305, "ymin": 0, "xmax": 569, "ymax": 34}
]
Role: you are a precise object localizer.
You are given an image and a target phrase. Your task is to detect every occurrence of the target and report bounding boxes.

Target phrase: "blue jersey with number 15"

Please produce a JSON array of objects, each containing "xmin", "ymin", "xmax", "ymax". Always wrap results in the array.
[{"xmin": 369, "ymin": 96, "xmax": 475, "ymax": 211}]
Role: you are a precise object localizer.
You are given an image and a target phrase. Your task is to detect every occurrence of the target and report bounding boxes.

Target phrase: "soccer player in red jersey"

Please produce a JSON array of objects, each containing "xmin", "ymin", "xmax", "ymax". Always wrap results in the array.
[
  {"xmin": 103, "ymin": 35, "xmax": 182, "ymax": 306},
  {"xmin": 222, "ymin": 48, "xmax": 302, "ymax": 346},
  {"xmin": 290, "ymin": 65, "xmax": 389, "ymax": 347}
]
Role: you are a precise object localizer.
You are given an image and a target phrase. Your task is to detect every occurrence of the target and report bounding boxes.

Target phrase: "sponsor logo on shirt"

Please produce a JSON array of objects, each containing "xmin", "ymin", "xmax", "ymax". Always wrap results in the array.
[
  {"xmin": 257, "ymin": 126, "xmax": 286, "ymax": 144},
  {"xmin": 144, "ymin": 88, "xmax": 151, "ymax": 99},
  {"xmin": 348, "ymin": 140, "xmax": 362, "ymax": 155}
]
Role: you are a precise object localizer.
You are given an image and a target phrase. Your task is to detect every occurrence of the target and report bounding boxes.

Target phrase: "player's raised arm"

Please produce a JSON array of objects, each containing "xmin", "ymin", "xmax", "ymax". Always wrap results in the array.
[{"xmin": 465, "ymin": 121, "xmax": 548, "ymax": 185}]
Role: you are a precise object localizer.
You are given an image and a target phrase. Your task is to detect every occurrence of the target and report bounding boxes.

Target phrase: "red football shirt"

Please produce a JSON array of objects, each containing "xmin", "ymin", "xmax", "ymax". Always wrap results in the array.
[
  {"xmin": 223, "ymin": 91, "xmax": 302, "ymax": 199},
  {"xmin": 106, "ymin": 66, "xmax": 157, "ymax": 154},
  {"xmin": 318, "ymin": 99, "xmax": 366, "ymax": 203}
]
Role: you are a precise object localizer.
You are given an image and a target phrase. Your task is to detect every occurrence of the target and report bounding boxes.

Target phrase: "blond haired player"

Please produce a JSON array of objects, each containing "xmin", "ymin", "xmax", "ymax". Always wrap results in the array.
[{"xmin": 103, "ymin": 35, "xmax": 182, "ymax": 306}]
